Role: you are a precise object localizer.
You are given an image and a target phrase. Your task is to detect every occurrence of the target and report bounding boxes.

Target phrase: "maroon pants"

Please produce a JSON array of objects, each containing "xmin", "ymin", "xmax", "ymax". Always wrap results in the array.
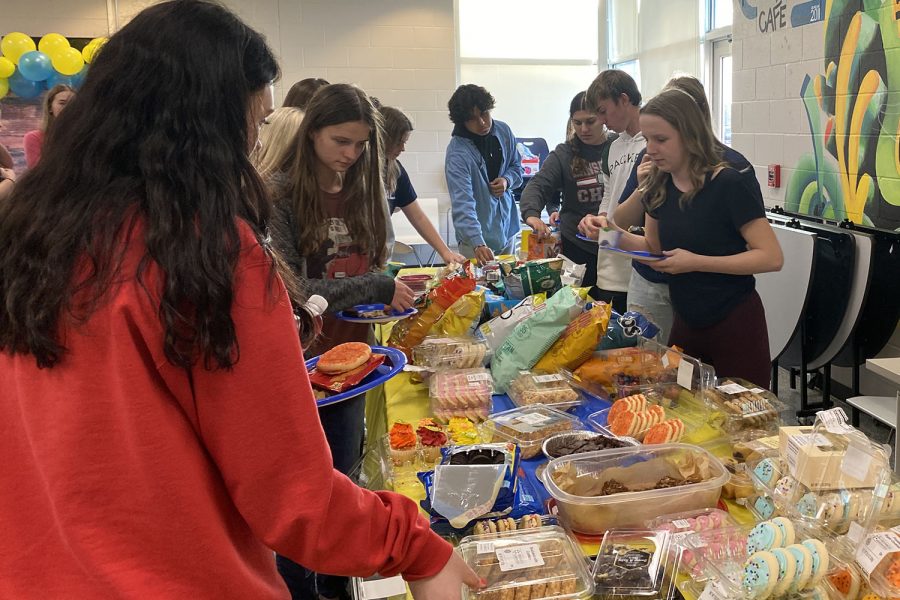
[{"xmin": 668, "ymin": 290, "xmax": 772, "ymax": 388}]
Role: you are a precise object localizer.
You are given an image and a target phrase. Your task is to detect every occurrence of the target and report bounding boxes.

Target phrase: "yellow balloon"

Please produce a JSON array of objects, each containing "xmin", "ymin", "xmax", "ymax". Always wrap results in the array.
[
  {"xmin": 82, "ymin": 37, "xmax": 107, "ymax": 64},
  {"xmin": 39, "ymin": 33, "xmax": 70, "ymax": 60},
  {"xmin": 0, "ymin": 56, "xmax": 14, "ymax": 78},
  {"xmin": 51, "ymin": 46, "xmax": 84, "ymax": 76},
  {"xmin": 1, "ymin": 32, "xmax": 37, "ymax": 64},
  {"xmin": 0, "ymin": 77, "xmax": 8, "ymax": 99}
]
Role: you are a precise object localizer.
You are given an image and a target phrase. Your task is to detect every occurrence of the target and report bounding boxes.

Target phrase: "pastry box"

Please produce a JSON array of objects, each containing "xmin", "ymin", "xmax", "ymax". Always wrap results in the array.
[
  {"xmin": 481, "ymin": 405, "xmax": 582, "ymax": 460},
  {"xmin": 429, "ymin": 368, "xmax": 494, "ymax": 422},
  {"xmin": 540, "ymin": 443, "xmax": 728, "ymax": 535},
  {"xmin": 507, "ymin": 370, "xmax": 582, "ymax": 410},
  {"xmin": 412, "ymin": 336, "xmax": 491, "ymax": 370},
  {"xmin": 457, "ymin": 525, "xmax": 594, "ymax": 600},
  {"xmin": 592, "ymin": 529, "xmax": 677, "ymax": 599}
]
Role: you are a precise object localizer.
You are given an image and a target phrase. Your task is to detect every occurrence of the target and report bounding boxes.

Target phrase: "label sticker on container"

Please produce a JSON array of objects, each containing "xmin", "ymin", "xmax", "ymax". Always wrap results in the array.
[
  {"xmin": 534, "ymin": 374, "xmax": 564, "ymax": 384},
  {"xmin": 467, "ymin": 373, "xmax": 491, "ymax": 383},
  {"xmin": 856, "ymin": 532, "xmax": 900, "ymax": 575},
  {"xmin": 496, "ymin": 544, "xmax": 545, "ymax": 572},
  {"xmin": 661, "ymin": 353, "xmax": 670, "ymax": 368},
  {"xmin": 786, "ymin": 433, "xmax": 830, "ymax": 475},
  {"xmin": 359, "ymin": 576, "xmax": 407, "ymax": 600},
  {"xmin": 672, "ymin": 519, "xmax": 693, "ymax": 530},
  {"xmin": 841, "ymin": 442, "xmax": 873, "ymax": 482},
  {"xmin": 516, "ymin": 412, "xmax": 552, "ymax": 426},
  {"xmin": 477, "ymin": 542, "xmax": 495, "ymax": 554},
  {"xmin": 717, "ymin": 383, "xmax": 749, "ymax": 395},
  {"xmin": 699, "ymin": 580, "xmax": 731, "ymax": 600},
  {"xmin": 614, "ymin": 549, "xmax": 651, "ymax": 569},
  {"xmin": 750, "ymin": 388, "xmax": 767, "ymax": 394},
  {"xmin": 817, "ymin": 407, "xmax": 853, "ymax": 434},
  {"xmin": 677, "ymin": 360, "xmax": 694, "ymax": 390}
]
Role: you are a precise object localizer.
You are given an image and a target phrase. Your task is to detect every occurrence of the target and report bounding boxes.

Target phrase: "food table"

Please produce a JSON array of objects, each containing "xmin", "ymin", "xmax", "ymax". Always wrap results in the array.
[{"xmin": 345, "ymin": 266, "xmax": 890, "ymax": 600}]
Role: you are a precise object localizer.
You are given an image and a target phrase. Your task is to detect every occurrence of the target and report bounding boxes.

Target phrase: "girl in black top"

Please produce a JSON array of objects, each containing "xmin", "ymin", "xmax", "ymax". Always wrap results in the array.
[{"xmin": 587, "ymin": 88, "xmax": 783, "ymax": 385}]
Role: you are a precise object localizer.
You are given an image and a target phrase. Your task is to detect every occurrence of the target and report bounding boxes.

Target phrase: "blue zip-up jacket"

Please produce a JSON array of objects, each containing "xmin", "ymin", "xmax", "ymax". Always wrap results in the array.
[{"xmin": 445, "ymin": 119, "xmax": 523, "ymax": 251}]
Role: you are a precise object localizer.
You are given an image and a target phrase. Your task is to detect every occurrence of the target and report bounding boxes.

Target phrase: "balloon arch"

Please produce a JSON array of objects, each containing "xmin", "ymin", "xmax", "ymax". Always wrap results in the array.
[{"xmin": 0, "ymin": 33, "xmax": 106, "ymax": 99}]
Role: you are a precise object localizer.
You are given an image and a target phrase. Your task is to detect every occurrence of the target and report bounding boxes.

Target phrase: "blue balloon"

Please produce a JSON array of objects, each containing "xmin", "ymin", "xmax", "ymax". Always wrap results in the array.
[
  {"xmin": 17, "ymin": 51, "xmax": 53, "ymax": 82},
  {"xmin": 45, "ymin": 70, "xmax": 75, "ymax": 88},
  {"xmin": 70, "ymin": 64, "xmax": 88, "ymax": 88},
  {"xmin": 9, "ymin": 70, "xmax": 45, "ymax": 99}
]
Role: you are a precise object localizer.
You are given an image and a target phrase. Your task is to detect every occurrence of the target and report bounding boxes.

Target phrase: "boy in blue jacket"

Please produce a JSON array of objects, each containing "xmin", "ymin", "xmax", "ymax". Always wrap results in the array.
[{"xmin": 445, "ymin": 84, "xmax": 523, "ymax": 264}]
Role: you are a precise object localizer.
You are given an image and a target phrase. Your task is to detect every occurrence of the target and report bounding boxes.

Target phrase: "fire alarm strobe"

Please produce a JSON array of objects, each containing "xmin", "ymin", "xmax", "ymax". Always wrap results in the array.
[{"xmin": 768, "ymin": 164, "xmax": 781, "ymax": 188}]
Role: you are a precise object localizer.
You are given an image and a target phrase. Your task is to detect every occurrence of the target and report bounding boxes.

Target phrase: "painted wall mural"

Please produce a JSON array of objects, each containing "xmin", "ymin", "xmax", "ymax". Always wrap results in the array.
[{"xmin": 741, "ymin": 0, "xmax": 900, "ymax": 230}]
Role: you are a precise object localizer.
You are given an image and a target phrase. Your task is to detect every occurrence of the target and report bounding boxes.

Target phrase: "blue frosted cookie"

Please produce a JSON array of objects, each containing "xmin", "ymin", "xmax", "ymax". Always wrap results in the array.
[
  {"xmin": 770, "ymin": 547, "xmax": 797, "ymax": 596},
  {"xmin": 742, "ymin": 550, "xmax": 779, "ymax": 599},
  {"xmin": 747, "ymin": 521, "xmax": 784, "ymax": 554},
  {"xmin": 802, "ymin": 538, "xmax": 830, "ymax": 587},
  {"xmin": 786, "ymin": 543, "xmax": 813, "ymax": 593},
  {"xmin": 753, "ymin": 496, "xmax": 777, "ymax": 520},
  {"xmin": 752, "ymin": 457, "xmax": 784, "ymax": 488}
]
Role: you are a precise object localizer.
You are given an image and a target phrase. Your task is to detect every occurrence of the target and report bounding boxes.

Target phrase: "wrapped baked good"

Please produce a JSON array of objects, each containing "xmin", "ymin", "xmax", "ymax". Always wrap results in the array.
[
  {"xmin": 507, "ymin": 371, "xmax": 581, "ymax": 409},
  {"xmin": 483, "ymin": 405, "xmax": 580, "ymax": 459},
  {"xmin": 412, "ymin": 336, "xmax": 490, "ymax": 370},
  {"xmin": 429, "ymin": 369, "xmax": 493, "ymax": 422},
  {"xmin": 704, "ymin": 378, "xmax": 784, "ymax": 433}
]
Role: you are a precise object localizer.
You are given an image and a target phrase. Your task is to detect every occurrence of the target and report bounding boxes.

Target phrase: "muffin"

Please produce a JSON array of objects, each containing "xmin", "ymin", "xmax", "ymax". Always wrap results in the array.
[
  {"xmin": 388, "ymin": 421, "xmax": 417, "ymax": 466},
  {"xmin": 416, "ymin": 418, "xmax": 448, "ymax": 463}
]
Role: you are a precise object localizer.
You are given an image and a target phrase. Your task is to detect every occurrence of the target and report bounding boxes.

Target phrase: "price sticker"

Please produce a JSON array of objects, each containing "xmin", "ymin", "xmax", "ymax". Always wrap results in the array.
[
  {"xmin": 717, "ymin": 383, "xmax": 750, "ymax": 395},
  {"xmin": 477, "ymin": 542, "xmax": 495, "ymax": 554},
  {"xmin": 661, "ymin": 353, "xmax": 670, "ymax": 368},
  {"xmin": 534, "ymin": 374, "xmax": 564, "ymax": 384},
  {"xmin": 517, "ymin": 412, "xmax": 552, "ymax": 426},
  {"xmin": 750, "ymin": 388, "xmax": 767, "ymax": 394},
  {"xmin": 841, "ymin": 442, "xmax": 873, "ymax": 482},
  {"xmin": 496, "ymin": 544, "xmax": 545, "ymax": 572},
  {"xmin": 672, "ymin": 519, "xmax": 693, "ymax": 530},
  {"xmin": 467, "ymin": 373, "xmax": 491, "ymax": 383},
  {"xmin": 817, "ymin": 407, "xmax": 853, "ymax": 434},
  {"xmin": 677, "ymin": 359, "xmax": 694, "ymax": 390}
]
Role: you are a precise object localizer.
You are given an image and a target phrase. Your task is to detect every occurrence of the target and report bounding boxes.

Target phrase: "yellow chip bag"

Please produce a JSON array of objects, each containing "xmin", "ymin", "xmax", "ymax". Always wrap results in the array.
[
  {"xmin": 533, "ymin": 302, "xmax": 612, "ymax": 372},
  {"xmin": 431, "ymin": 289, "xmax": 485, "ymax": 337}
]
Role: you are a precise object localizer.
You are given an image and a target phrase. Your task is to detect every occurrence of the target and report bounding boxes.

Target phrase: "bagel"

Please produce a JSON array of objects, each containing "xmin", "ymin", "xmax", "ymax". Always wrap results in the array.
[{"xmin": 316, "ymin": 342, "xmax": 372, "ymax": 374}]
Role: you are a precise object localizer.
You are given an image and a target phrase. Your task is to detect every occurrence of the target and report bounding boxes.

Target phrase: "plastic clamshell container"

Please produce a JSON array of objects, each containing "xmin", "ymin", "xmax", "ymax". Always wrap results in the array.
[
  {"xmin": 508, "ymin": 370, "xmax": 582, "ymax": 410},
  {"xmin": 674, "ymin": 525, "xmax": 751, "ymax": 584},
  {"xmin": 482, "ymin": 405, "xmax": 582, "ymax": 460},
  {"xmin": 429, "ymin": 368, "xmax": 493, "ymax": 422},
  {"xmin": 541, "ymin": 443, "xmax": 728, "ymax": 535},
  {"xmin": 859, "ymin": 531, "xmax": 900, "ymax": 598},
  {"xmin": 457, "ymin": 525, "xmax": 595, "ymax": 600},
  {"xmin": 644, "ymin": 507, "xmax": 738, "ymax": 535},
  {"xmin": 542, "ymin": 430, "xmax": 637, "ymax": 460},
  {"xmin": 572, "ymin": 338, "xmax": 715, "ymax": 399},
  {"xmin": 592, "ymin": 529, "xmax": 675, "ymax": 597},
  {"xmin": 412, "ymin": 336, "xmax": 491, "ymax": 370},
  {"xmin": 704, "ymin": 377, "xmax": 786, "ymax": 434}
]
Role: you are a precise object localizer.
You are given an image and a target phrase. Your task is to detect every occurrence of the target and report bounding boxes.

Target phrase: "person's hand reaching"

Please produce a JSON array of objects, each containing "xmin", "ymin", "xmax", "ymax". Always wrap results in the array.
[{"xmin": 408, "ymin": 550, "xmax": 484, "ymax": 600}]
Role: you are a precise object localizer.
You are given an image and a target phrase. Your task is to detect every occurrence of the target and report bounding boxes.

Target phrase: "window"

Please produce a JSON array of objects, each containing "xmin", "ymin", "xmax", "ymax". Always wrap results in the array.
[
  {"xmin": 711, "ymin": 0, "xmax": 733, "ymax": 31},
  {"xmin": 612, "ymin": 60, "xmax": 641, "ymax": 91},
  {"xmin": 457, "ymin": 0, "xmax": 600, "ymax": 148},
  {"xmin": 711, "ymin": 40, "xmax": 732, "ymax": 145}
]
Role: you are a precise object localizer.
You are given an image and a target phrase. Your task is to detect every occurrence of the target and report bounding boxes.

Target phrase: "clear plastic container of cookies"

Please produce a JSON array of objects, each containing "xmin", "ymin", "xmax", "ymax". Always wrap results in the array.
[
  {"xmin": 592, "ymin": 529, "xmax": 677, "ymax": 598},
  {"xmin": 703, "ymin": 377, "xmax": 786, "ymax": 435},
  {"xmin": 857, "ymin": 530, "xmax": 900, "ymax": 597},
  {"xmin": 412, "ymin": 336, "xmax": 491, "ymax": 370},
  {"xmin": 507, "ymin": 370, "xmax": 582, "ymax": 410},
  {"xmin": 481, "ymin": 405, "xmax": 582, "ymax": 460},
  {"xmin": 429, "ymin": 368, "xmax": 494, "ymax": 422},
  {"xmin": 540, "ymin": 443, "xmax": 728, "ymax": 535},
  {"xmin": 457, "ymin": 525, "xmax": 595, "ymax": 600}
]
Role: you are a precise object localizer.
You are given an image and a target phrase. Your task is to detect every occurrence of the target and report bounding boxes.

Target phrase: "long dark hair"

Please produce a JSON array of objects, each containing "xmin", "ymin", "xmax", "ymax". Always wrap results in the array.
[
  {"xmin": 567, "ymin": 91, "xmax": 608, "ymax": 177},
  {"xmin": 0, "ymin": 0, "xmax": 281, "ymax": 370},
  {"xmin": 287, "ymin": 83, "xmax": 388, "ymax": 268}
]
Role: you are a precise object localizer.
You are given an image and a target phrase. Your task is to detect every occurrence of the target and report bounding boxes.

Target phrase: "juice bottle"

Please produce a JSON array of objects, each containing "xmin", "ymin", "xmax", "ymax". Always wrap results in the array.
[{"xmin": 389, "ymin": 276, "xmax": 475, "ymax": 358}]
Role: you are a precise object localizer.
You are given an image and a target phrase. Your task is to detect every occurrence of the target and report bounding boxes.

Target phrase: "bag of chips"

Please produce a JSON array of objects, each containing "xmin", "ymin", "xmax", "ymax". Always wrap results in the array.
[
  {"xmin": 502, "ymin": 258, "xmax": 564, "ymax": 299},
  {"xmin": 533, "ymin": 302, "xmax": 612, "ymax": 372},
  {"xmin": 597, "ymin": 309, "xmax": 661, "ymax": 351},
  {"xmin": 432, "ymin": 289, "xmax": 485, "ymax": 337},
  {"xmin": 520, "ymin": 229, "xmax": 562, "ymax": 261},
  {"xmin": 479, "ymin": 294, "xmax": 547, "ymax": 355},
  {"xmin": 490, "ymin": 287, "xmax": 584, "ymax": 393}
]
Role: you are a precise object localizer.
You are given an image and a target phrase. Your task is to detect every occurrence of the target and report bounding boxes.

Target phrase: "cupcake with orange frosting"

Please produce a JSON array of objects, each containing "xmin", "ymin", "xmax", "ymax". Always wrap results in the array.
[
  {"xmin": 388, "ymin": 421, "xmax": 417, "ymax": 465},
  {"xmin": 417, "ymin": 418, "xmax": 448, "ymax": 463}
]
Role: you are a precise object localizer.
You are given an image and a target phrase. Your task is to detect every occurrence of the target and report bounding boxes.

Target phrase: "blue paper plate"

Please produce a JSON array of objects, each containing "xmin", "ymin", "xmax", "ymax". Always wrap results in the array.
[
  {"xmin": 575, "ymin": 233, "xmax": 599, "ymax": 243},
  {"xmin": 335, "ymin": 306, "xmax": 417, "ymax": 323},
  {"xmin": 307, "ymin": 346, "xmax": 407, "ymax": 407},
  {"xmin": 598, "ymin": 245, "xmax": 665, "ymax": 261}
]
